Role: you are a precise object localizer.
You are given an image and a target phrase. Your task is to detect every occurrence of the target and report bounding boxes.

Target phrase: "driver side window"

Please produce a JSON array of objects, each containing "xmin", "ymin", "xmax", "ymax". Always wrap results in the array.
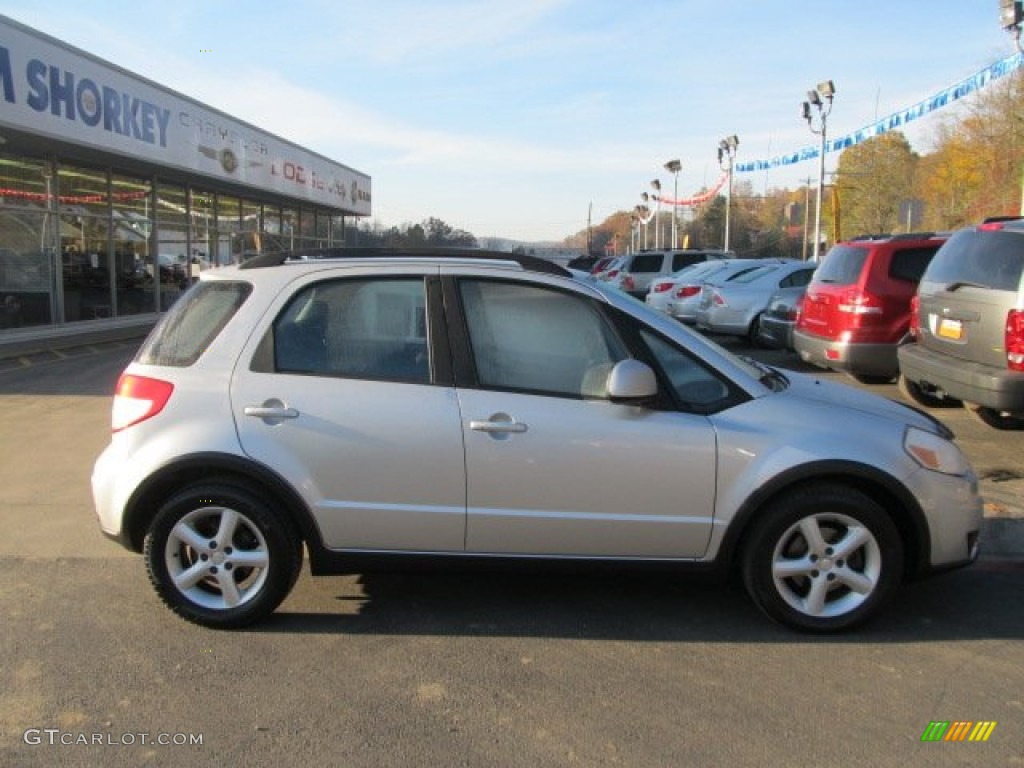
[{"xmin": 459, "ymin": 280, "xmax": 628, "ymax": 398}]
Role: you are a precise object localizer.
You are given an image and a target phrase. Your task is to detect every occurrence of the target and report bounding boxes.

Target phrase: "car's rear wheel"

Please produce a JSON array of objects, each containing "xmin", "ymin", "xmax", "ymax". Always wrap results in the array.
[
  {"xmin": 963, "ymin": 402, "xmax": 1024, "ymax": 430},
  {"xmin": 741, "ymin": 484, "xmax": 903, "ymax": 632},
  {"xmin": 747, "ymin": 313, "xmax": 764, "ymax": 346},
  {"xmin": 897, "ymin": 374, "xmax": 960, "ymax": 409},
  {"xmin": 144, "ymin": 483, "xmax": 302, "ymax": 628}
]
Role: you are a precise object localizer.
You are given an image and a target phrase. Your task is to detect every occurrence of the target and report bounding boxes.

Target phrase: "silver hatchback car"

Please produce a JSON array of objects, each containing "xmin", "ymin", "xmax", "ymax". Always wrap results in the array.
[{"xmin": 92, "ymin": 249, "xmax": 982, "ymax": 632}]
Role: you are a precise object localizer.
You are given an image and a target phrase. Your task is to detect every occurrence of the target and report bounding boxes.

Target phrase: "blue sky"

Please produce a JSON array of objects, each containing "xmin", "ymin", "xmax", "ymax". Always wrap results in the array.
[{"xmin": 0, "ymin": 1, "xmax": 1016, "ymax": 242}]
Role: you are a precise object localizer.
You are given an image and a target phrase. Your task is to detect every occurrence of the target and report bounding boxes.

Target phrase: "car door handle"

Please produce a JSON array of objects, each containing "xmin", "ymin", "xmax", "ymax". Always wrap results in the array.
[
  {"xmin": 470, "ymin": 415, "xmax": 528, "ymax": 434},
  {"xmin": 244, "ymin": 401, "xmax": 299, "ymax": 422}
]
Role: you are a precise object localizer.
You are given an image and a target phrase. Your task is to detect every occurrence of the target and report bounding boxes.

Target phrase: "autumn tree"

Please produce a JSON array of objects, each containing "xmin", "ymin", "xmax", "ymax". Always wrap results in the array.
[
  {"xmin": 918, "ymin": 70, "xmax": 1024, "ymax": 228},
  {"xmin": 833, "ymin": 132, "xmax": 918, "ymax": 237}
]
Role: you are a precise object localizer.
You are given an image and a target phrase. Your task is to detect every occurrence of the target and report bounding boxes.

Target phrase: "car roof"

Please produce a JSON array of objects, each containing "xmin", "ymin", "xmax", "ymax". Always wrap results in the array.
[{"xmin": 236, "ymin": 247, "xmax": 571, "ymax": 278}]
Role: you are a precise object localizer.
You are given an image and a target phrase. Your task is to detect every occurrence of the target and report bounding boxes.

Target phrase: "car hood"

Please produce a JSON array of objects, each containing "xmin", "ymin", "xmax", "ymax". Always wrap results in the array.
[{"xmin": 778, "ymin": 369, "xmax": 948, "ymax": 436}]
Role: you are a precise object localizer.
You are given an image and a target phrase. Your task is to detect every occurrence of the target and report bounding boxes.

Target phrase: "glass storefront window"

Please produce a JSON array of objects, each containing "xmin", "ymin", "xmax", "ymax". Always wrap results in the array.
[
  {"xmin": 0, "ymin": 154, "xmax": 55, "ymax": 327},
  {"xmin": 217, "ymin": 196, "xmax": 240, "ymax": 266},
  {"xmin": 112, "ymin": 172, "xmax": 154, "ymax": 316},
  {"xmin": 58, "ymin": 165, "xmax": 110, "ymax": 215},
  {"xmin": 189, "ymin": 189, "xmax": 217, "ymax": 267},
  {"xmin": 280, "ymin": 206, "xmax": 297, "ymax": 251},
  {"xmin": 60, "ymin": 212, "xmax": 112, "ymax": 321},
  {"xmin": 155, "ymin": 182, "xmax": 189, "ymax": 309},
  {"xmin": 237, "ymin": 199, "xmax": 261, "ymax": 260}
]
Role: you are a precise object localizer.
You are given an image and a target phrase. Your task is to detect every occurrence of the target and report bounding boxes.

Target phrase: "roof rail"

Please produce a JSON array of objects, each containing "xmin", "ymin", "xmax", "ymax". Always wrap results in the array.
[
  {"xmin": 981, "ymin": 215, "xmax": 1024, "ymax": 224},
  {"xmin": 846, "ymin": 231, "xmax": 946, "ymax": 242},
  {"xmin": 238, "ymin": 247, "xmax": 571, "ymax": 277}
]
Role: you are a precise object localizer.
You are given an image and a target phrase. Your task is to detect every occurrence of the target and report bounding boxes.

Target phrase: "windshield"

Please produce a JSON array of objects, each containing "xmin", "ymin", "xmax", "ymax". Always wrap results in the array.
[{"xmin": 813, "ymin": 245, "xmax": 868, "ymax": 285}]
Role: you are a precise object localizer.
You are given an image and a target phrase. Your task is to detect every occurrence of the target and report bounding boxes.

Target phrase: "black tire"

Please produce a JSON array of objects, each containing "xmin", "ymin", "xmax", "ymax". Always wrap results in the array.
[
  {"xmin": 963, "ymin": 402, "xmax": 1024, "ymax": 430},
  {"xmin": 747, "ymin": 314, "xmax": 764, "ymax": 346},
  {"xmin": 897, "ymin": 374, "xmax": 959, "ymax": 409},
  {"xmin": 741, "ymin": 484, "xmax": 903, "ymax": 632},
  {"xmin": 849, "ymin": 373, "xmax": 894, "ymax": 385},
  {"xmin": 144, "ymin": 482, "xmax": 303, "ymax": 629}
]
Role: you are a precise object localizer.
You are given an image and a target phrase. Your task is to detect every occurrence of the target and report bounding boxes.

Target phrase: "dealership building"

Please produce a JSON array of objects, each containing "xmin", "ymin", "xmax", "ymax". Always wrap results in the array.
[{"xmin": 0, "ymin": 15, "xmax": 370, "ymax": 355}]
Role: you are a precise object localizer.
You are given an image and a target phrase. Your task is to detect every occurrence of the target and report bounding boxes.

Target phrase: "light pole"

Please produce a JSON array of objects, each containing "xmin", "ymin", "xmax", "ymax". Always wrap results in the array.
[
  {"xmin": 801, "ymin": 80, "xmax": 835, "ymax": 261},
  {"xmin": 716, "ymin": 136, "xmax": 739, "ymax": 252},
  {"xmin": 663, "ymin": 160, "xmax": 681, "ymax": 249},
  {"xmin": 636, "ymin": 199, "xmax": 652, "ymax": 250},
  {"xmin": 650, "ymin": 179, "xmax": 662, "ymax": 249}
]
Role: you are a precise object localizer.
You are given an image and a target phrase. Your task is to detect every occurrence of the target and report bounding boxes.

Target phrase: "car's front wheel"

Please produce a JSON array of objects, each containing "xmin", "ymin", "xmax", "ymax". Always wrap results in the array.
[
  {"xmin": 741, "ymin": 484, "xmax": 903, "ymax": 632},
  {"xmin": 144, "ymin": 483, "xmax": 303, "ymax": 628}
]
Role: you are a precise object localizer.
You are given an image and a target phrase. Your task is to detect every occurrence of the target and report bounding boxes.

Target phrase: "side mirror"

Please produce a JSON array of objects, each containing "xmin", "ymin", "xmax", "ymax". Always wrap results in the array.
[{"xmin": 607, "ymin": 359, "xmax": 658, "ymax": 403}]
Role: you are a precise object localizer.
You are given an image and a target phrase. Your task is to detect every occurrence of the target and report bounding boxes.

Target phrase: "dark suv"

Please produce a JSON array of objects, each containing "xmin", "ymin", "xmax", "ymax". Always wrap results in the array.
[
  {"xmin": 897, "ymin": 217, "xmax": 1024, "ymax": 429},
  {"xmin": 794, "ymin": 233, "xmax": 948, "ymax": 383}
]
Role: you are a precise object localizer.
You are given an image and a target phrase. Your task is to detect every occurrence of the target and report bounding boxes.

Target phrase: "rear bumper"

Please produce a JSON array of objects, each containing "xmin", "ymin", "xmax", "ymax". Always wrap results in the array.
[
  {"xmin": 898, "ymin": 343, "xmax": 1024, "ymax": 412},
  {"xmin": 793, "ymin": 330, "xmax": 898, "ymax": 378}
]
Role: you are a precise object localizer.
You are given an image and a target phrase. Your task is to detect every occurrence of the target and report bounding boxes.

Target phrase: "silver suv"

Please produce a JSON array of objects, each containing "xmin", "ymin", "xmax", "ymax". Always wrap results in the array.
[
  {"xmin": 92, "ymin": 248, "xmax": 982, "ymax": 632},
  {"xmin": 898, "ymin": 217, "xmax": 1024, "ymax": 428}
]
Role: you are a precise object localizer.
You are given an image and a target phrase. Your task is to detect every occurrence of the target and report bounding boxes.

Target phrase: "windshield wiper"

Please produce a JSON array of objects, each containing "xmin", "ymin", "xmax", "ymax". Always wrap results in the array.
[
  {"xmin": 946, "ymin": 280, "xmax": 990, "ymax": 291},
  {"xmin": 741, "ymin": 356, "xmax": 789, "ymax": 391}
]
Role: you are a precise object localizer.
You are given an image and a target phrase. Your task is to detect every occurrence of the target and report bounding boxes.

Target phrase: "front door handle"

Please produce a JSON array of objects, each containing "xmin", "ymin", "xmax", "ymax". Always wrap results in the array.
[{"xmin": 470, "ymin": 412, "xmax": 528, "ymax": 438}]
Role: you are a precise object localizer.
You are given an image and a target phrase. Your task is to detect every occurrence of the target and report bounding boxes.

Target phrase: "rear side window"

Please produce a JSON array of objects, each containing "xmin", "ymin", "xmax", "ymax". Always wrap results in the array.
[
  {"xmin": 924, "ymin": 230, "xmax": 1024, "ymax": 291},
  {"xmin": 273, "ymin": 278, "xmax": 429, "ymax": 382},
  {"xmin": 814, "ymin": 245, "xmax": 869, "ymax": 285},
  {"xmin": 137, "ymin": 281, "xmax": 251, "ymax": 367},
  {"xmin": 888, "ymin": 247, "xmax": 939, "ymax": 283},
  {"xmin": 672, "ymin": 252, "xmax": 704, "ymax": 271},
  {"xmin": 728, "ymin": 265, "xmax": 776, "ymax": 284},
  {"xmin": 629, "ymin": 253, "xmax": 665, "ymax": 273}
]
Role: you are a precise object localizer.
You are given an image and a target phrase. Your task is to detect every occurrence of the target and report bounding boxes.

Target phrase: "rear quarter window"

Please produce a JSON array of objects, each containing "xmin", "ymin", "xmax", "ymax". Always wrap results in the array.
[
  {"xmin": 923, "ymin": 230, "xmax": 1024, "ymax": 291},
  {"xmin": 888, "ymin": 247, "xmax": 940, "ymax": 283},
  {"xmin": 136, "ymin": 281, "xmax": 252, "ymax": 367},
  {"xmin": 629, "ymin": 253, "xmax": 665, "ymax": 273}
]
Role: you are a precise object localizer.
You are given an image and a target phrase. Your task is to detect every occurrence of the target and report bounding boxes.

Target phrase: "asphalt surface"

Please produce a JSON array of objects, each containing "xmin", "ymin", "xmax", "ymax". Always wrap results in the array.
[{"xmin": 0, "ymin": 337, "xmax": 1021, "ymax": 768}]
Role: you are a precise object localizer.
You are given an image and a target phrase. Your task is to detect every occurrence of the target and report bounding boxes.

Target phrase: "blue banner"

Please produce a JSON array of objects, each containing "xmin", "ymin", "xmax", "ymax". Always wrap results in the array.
[{"xmin": 735, "ymin": 52, "xmax": 1024, "ymax": 174}]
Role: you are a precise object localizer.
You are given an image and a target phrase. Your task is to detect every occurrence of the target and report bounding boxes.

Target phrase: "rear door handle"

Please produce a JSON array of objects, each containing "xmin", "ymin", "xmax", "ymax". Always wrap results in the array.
[{"xmin": 244, "ymin": 399, "xmax": 299, "ymax": 424}]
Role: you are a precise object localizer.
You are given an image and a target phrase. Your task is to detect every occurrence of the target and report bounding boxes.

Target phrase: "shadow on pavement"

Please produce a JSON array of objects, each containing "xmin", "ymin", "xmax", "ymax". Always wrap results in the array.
[{"xmin": 253, "ymin": 562, "xmax": 1024, "ymax": 643}]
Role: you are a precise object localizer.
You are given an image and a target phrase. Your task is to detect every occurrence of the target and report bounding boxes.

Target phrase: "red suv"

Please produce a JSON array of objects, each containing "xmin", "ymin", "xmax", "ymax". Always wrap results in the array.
[{"xmin": 793, "ymin": 233, "xmax": 948, "ymax": 383}]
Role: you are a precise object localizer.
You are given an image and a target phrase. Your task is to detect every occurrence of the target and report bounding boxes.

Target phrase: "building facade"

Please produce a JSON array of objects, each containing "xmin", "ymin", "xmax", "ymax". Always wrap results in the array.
[{"xmin": 0, "ymin": 15, "xmax": 370, "ymax": 345}]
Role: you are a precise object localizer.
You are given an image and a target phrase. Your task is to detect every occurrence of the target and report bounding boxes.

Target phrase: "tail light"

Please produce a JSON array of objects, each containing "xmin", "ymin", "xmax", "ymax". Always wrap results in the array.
[
  {"xmin": 1007, "ymin": 309, "xmax": 1024, "ymax": 371},
  {"xmin": 711, "ymin": 290, "xmax": 727, "ymax": 307},
  {"xmin": 674, "ymin": 285, "xmax": 701, "ymax": 299},
  {"xmin": 111, "ymin": 374, "xmax": 174, "ymax": 432},
  {"xmin": 605, "ymin": 269, "xmax": 620, "ymax": 280},
  {"xmin": 652, "ymin": 281, "xmax": 673, "ymax": 293},
  {"xmin": 838, "ymin": 289, "xmax": 883, "ymax": 315},
  {"xmin": 909, "ymin": 295, "xmax": 920, "ymax": 338},
  {"xmin": 622, "ymin": 275, "xmax": 635, "ymax": 291}
]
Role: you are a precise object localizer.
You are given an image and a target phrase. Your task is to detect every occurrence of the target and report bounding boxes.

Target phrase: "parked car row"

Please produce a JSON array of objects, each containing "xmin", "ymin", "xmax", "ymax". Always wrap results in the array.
[
  {"xmin": 634, "ymin": 218, "xmax": 1023, "ymax": 431},
  {"xmin": 591, "ymin": 249, "xmax": 733, "ymax": 298}
]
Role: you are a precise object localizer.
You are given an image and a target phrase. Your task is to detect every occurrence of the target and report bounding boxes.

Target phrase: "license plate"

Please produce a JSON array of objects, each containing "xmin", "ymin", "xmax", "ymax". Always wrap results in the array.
[{"xmin": 937, "ymin": 317, "xmax": 963, "ymax": 340}]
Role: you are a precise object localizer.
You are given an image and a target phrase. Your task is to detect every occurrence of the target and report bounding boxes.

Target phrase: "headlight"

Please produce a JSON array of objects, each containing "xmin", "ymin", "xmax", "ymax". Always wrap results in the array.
[{"xmin": 904, "ymin": 427, "xmax": 970, "ymax": 476}]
